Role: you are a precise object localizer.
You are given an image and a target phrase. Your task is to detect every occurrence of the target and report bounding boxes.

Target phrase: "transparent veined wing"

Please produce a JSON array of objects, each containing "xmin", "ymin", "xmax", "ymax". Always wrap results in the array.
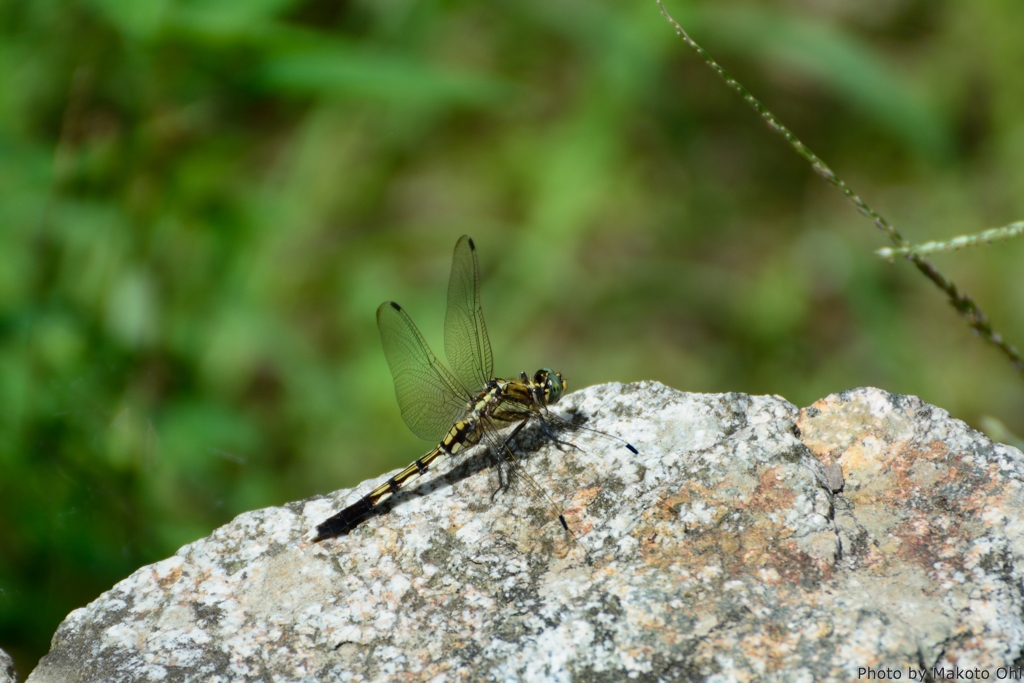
[
  {"xmin": 377, "ymin": 301, "xmax": 470, "ymax": 442},
  {"xmin": 444, "ymin": 235, "xmax": 493, "ymax": 392}
]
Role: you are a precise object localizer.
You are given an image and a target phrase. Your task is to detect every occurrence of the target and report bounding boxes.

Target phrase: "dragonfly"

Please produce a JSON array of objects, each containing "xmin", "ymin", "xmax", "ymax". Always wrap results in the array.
[{"xmin": 313, "ymin": 235, "xmax": 635, "ymax": 546}]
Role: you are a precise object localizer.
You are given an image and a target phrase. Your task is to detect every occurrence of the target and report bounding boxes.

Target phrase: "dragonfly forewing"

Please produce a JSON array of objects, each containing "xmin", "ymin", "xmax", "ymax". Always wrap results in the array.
[{"xmin": 444, "ymin": 234, "xmax": 493, "ymax": 391}]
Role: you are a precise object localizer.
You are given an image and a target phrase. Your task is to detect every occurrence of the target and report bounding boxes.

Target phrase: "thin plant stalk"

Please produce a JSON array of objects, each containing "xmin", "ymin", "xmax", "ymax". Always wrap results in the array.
[
  {"xmin": 877, "ymin": 222, "xmax": 1024, "ymax": 259},
  {"xmin": 657, "ymin": 0, "xmax": 1024, "ymax": 374}
]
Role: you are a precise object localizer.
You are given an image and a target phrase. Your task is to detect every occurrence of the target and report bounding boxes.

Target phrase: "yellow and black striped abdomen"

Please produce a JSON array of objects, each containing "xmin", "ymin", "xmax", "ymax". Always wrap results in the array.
[{"xmin": 312, "ymin": 417, "xmax": 483, "ymax": 540}]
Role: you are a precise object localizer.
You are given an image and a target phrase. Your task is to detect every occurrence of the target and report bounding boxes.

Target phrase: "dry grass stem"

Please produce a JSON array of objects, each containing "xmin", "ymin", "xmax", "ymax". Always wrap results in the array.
[{"xmin": 656, "ymin": 0, "xmax": 1024, "ymax": 375}]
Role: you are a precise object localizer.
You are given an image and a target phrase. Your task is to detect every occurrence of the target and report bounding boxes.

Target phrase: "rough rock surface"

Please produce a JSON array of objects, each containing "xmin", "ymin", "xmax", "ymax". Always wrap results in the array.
[
  {"xmin": 0, "ymin": 648, "xmax": 17, "ymax": 683},
  {"xmin": 27, "ymin": 383, "xmax": 1024, "ymax": 682}
]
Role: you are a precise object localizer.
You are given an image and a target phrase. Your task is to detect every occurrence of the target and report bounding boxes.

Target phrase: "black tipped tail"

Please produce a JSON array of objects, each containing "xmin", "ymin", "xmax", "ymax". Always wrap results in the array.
[
  {"xmin": 625, "ymin": 443, "xmax": 638, "ymax": 454},
  {"xmin": 313, "ymin": 498, "xmax": 373, "ymax": 542}
]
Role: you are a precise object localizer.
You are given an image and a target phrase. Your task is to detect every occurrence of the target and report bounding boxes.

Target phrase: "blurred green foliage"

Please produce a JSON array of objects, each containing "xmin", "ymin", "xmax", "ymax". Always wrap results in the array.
[{"xmin": 2, "ymin": 0, "xmax": 1023, "ymax": 674}]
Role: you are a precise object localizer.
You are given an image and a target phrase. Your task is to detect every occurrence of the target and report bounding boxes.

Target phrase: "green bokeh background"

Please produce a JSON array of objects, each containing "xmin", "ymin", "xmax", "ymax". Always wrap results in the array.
[{"xmin": 2, "ymin": 0, "xmax": 1023, "ymax": 674}]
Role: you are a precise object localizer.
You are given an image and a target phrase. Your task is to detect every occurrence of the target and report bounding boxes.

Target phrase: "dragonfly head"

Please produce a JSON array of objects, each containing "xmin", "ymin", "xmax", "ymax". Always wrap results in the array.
[{"xmin": 533, "ymin": 368, "xmax": 567, "ymax": 405}]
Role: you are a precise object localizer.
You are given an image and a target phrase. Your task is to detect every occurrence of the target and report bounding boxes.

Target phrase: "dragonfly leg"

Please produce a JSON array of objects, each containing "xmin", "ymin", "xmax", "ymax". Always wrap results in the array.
[
  {"xmin": 537, "ymin": 417, "xmax": 582, "ymax": 453},
  {"xmin": 489, "ymin": 421, "xmax": 530, "ymax": 502},
  {"xmin": 491, "ymin": 463, "xmax": 508, "ymax": 503}
]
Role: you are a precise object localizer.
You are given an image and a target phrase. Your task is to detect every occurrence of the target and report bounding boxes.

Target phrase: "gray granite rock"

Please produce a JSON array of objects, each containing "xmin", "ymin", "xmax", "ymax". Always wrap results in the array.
[
  {"xmin": 0, "ymin": 648, "xmax": 17, "ymax": 683},
  {"xmin": 27, "ymin": 383, "xmax": 1024, "ymax": 682}
]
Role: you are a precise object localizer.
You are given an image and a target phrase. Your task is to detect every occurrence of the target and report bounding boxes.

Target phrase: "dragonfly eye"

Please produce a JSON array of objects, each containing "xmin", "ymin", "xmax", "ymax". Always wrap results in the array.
[{"xmin": 534, "ymin": 368, "xmax": 564, "ymax": 404}]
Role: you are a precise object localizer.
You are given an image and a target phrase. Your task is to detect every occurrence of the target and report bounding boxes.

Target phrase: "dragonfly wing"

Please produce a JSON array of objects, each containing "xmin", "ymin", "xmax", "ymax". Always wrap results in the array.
[
  {"xmin": 377, "ymin": 301, "xmax": 469, "ymax": 442},
  {"xmin": 445, "ymin": 235, "xmax": 494, "ymax": 391}
]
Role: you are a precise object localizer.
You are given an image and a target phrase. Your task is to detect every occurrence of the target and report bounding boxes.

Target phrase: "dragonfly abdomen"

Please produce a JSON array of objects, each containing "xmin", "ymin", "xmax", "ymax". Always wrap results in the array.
[{"xmin": 313, "ymin": 418, "xmax": 481, "ymax": 540}]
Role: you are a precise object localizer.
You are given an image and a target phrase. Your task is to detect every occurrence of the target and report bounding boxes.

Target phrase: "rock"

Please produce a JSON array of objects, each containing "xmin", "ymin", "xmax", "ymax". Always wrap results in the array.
[
  {"xmin": 27, "ymin": 383, "xmax": 1024, "ymax": 682},
  {"xmin": 0, "ymin": 648, "xmax": 17, "ymax": 683}
]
